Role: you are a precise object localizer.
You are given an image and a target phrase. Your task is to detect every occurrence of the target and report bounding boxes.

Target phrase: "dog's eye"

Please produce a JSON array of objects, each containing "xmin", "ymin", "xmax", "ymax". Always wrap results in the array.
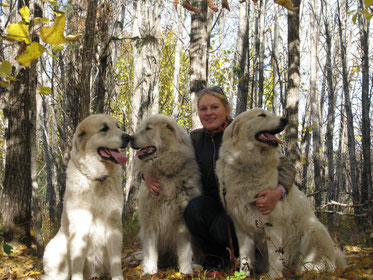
[
  {"xmin": 258, "ymin": 114, "xmax": 266, "ymax": 118},
  {"xmin": 100, "ymin": 124, "xmax": 109, "ymax": 132}
]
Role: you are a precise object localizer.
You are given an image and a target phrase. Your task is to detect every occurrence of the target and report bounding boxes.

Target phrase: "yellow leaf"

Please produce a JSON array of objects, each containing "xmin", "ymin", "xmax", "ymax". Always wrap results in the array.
[
  {"xmin": 0, "ymin": 81, "xmax": 10, "ymax": 87},
  {"xmin": 40, "ymin": 13, "xmax": 68, "ymax": 45},
  {"xmin": 38, "ymin": 86, "xmax": 52, "ymax": 95},
  {"xmin": 274, "ymin": 0, "xmax": 299, "ymax": 12},
  {"xmin": 1, "ymin": 2, "xmax": 9, "ymax": 7},
  {"xmin": 65, "ymin": 33, "xmax": 81, "ymax": 42},
  {"xmin": 19, "ymin": 6, "xmax": 30, "ymax": 23},
  {"xmin": 34, "ymin": 17, "xmax": 50, "ymax": 24},
  {"xmin": 365, "ymin": 0, "xmax": 373, "ymax": 7},
  {"xmin": 49, "ymin": 0, "xmax": 58, "ymax": 5},
  {"xmin": 0, "ymin": 60, "xmax": 12, "ymax": 78},
  {"xmin": 52, "ymin": 43, "xmax": 64, "ymax": 52},
  {"xmin": 6, "ymin": 22, "xmax": 30, "ymax": 44},
  {"xmin": 8, "ymin": 76, "xmax": 17, "ymax": 81},
  {"xmin": 16, "ymin": 42, "xmax": 45, "ymax": 66}
]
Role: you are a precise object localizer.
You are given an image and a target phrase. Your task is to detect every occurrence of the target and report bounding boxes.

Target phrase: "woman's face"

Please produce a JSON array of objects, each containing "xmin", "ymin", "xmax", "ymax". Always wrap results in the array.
[{"xmin": 198, "ymin": 94, "xmax": 229, "ymax": 130}]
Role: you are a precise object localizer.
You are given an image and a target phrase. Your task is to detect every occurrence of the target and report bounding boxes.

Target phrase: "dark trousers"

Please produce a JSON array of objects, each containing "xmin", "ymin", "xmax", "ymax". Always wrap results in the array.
[{"xmin": 183, "ymin": 195, "xmax": 239, "ymax": 261}]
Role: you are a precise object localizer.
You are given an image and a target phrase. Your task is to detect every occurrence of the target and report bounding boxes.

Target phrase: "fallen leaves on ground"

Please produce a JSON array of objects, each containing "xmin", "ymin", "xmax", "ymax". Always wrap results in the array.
[{"xmin": 1, "ymin": 245, "xmax": 373, "ymax": 279}]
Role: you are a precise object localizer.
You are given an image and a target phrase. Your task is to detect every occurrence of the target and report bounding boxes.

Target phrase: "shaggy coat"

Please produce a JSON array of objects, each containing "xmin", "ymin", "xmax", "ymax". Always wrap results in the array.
[
  {"xmin": 42, "ymin": 114, "xmax": 130, "ymax": 280},
  {"xmin": 131, "ymin": 114, "xmax": 202, "ymax": 275},
  {"xmin": 216, "ymin": 108, "xmax": 346, "ymax": 278}
]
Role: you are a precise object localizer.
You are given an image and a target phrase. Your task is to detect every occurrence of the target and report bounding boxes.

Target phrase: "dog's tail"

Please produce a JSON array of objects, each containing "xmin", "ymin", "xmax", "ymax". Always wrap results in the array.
[{"xmin": 335, "ymin": 247, "xmax": 347, "ymax": 270}]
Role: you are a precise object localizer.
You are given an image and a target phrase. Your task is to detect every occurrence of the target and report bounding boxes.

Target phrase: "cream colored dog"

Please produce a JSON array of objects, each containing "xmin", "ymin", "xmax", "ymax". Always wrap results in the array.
[
  {"xmin": 216, "ymin": 108, "xmax": 346, "ymax": 278},
  {"xmin": 131, "ymin": 114, "xmax": 202, "ymax": 275},
  {"xmin": 42, "ymin": 114, "xmax": 131, "ymax": 280}
]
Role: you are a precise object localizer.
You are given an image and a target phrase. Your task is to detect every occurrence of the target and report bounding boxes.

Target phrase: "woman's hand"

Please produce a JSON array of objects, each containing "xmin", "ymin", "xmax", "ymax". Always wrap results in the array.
[
  {"xmin": 143, "ymin": 173, "xmax": 162, "ymax": 196},
  {"xmin": 255, "ymin": 185, "xmax": 285, "ymax": 215}
]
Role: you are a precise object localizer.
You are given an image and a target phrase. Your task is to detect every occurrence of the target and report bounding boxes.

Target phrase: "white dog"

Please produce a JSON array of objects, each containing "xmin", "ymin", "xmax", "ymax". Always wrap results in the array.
[
  {"xmin": 216, "ymin": 108, "xmax": 346, "ymax": 278},
  {"xmin": 42, "ymin": 114, "xmax": 131, "ymax": 280},
  {"xmin": 131, "ymin": 114, "xmax": 202, "ymax": 275}
]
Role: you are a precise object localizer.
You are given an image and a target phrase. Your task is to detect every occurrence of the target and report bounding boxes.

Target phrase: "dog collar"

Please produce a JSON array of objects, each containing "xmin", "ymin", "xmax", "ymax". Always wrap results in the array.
[{"xmin": 96, "ymin": 175, "xmax": 109, "ymax": 182}]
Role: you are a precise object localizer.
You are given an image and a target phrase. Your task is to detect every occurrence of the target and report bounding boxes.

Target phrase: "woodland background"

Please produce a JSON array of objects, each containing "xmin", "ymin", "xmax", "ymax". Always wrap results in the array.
[{"xmin": 0, "ymin": 0, "xmax": 372, "ymax": 279}]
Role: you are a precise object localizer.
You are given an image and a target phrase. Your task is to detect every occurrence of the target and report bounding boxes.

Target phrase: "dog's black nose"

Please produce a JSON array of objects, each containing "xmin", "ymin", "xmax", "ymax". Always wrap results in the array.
[
  {"xmin": 122, "ymin": 133, "xmax": 133, "ymax": 144},
  {"xmin": 280, "ymin": 117, "xmax": 288, "ymax": 126}
]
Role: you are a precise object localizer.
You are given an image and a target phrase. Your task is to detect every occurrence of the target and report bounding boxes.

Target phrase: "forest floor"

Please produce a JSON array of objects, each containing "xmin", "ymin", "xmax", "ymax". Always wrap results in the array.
[{"xmin": 1, "ymin": 218, "xmax": 373, "ymax": 280}]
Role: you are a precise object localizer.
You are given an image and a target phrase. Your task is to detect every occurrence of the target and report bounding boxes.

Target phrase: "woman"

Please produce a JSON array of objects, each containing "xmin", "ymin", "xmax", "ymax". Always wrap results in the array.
[{"xmin": 144, "ymin": 86, "xmax": 296, "ymax": 268}]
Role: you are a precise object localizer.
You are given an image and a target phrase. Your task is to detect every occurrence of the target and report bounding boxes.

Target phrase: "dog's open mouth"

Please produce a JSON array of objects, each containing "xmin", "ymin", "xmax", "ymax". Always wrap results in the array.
[
  {"xmin": 255, "ymin": 129, "xmax": 284, "ymax": 147},
  {"xmin": 136, "ymin": 146, "xmax": 157, "ymax": 160},
  {"xmin": 98, "ymin": 148, "xmax": 127, "ymax": 165}
]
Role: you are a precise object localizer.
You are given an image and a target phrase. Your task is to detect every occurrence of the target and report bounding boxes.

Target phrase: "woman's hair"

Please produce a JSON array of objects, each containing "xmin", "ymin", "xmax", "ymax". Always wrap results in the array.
[{"xmin": 196, "ymin": 86, "xmax": 231, "ymax": 111}]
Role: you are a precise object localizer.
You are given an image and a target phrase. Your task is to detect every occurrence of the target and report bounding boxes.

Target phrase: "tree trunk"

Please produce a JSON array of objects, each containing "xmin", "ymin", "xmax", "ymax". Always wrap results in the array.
[
  {"xmin": 310, "ymin": 0, "xmax": 322, "ymax": 212},
  {"xmin": 79, "ymin": 0, "xmax": 98, "ymax": 120},
  {"xmin": 124, "ymin": 0, "xmax": 162, "ymax": 216},
  {"xmin": 190, "ymin": 0, "xmax": 210, "ymax": 129},
  {"xmin": 0, "ymin": 67, "xmax": 33, "ymax": 246},
  {"xmin": 322, "ymin": 0, "xmax": 337, "ymax": 226},
  {"xmin": 172, "ymin": 6, "xmax": 185, "ymax": 118},
  {"xmin": 235, "ymin": 1, "xmax": 250, "ymax": 116},
  {"xmin": 337, "ymin": 0, "xmax": 360, "ymax": 215},
  {"xmin": 285, "ymin": 0, "xmax": 302, "ymax": 188},
  {"xmin": 358, "ymin": 0, "xmax": 372, "ymax": 219},
  {"xmin": 257, "ymin": 0, "xmax": 266, "ymax": 108}
]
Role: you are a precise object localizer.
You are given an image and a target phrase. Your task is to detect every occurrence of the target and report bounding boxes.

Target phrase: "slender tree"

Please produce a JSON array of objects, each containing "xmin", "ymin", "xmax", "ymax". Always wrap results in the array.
[{"xmin": 285, "ymin": 0, "xmax": 302, "ymax": 188}]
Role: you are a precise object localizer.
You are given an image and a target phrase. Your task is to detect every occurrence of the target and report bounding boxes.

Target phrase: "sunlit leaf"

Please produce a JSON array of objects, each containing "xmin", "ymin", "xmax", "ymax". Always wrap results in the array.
[
  {"xmin": 352, "ymin": 13, "xmax": 358, "ymax": 24},
  {"xmin": 34, "ymin": 17, "xmax": 50, "ymax": 24},
  {"xmin": 8, "ymin": 76, "xmax": 17, "ymax": 81},
  {"xmin": 40, "ymin": 13, "xmax": 69, "ymax": 45},
  {"xmin": 182, "ymin": 1, "xmax": 199, "ymax": 13},
  {"xmin": 38, "ymin": 86, "xmax": 52, "ymax": 95},
  {"xmin": 19, "ymin": 6, "xmax": 30, "ymax": 23},
  {"xmin": 6, "ymin": 22, "xmax": 30, "ymax": 44},
  {"xmin": 208, "ymin": 0, "xmax": 218, "ymax": 12},
  {"xmin": 16, "ymin": 42, "xmax": 46, "ymax": 66},
  {"xmin": 0, "ymin": 81, "xmax": 10, "ymax": 87},
  {"xmin": 274, "ymin": 0, "xmax": 299, "ymax": 12},
  {"xmin": 52, "ymin": 43, "xmax": 64, "ymax": 52},
  {"xmin": 1, "ymin": 2, "xmax": 10, "ymax": 7},
  {"xmin": 222, "ymin": 0, "xmax": 230, "ymax": 11},
  {"xmin": 173, "ymin": 0, "xmax": 179, "ymax": 10},
  {"xmin": 0, "ymin": 60, "xmax": 12, "ymax": 78},
  {"xmin": 49, "ymin": 0, "xmax": 58, "ymax": 5},
  {"xmin": 65, "ymin": 33, "xmax": 81, "ymax": 42},
  {"xmin": 364, "ymin": 0, "xmax": 373, "ymax": 6}
]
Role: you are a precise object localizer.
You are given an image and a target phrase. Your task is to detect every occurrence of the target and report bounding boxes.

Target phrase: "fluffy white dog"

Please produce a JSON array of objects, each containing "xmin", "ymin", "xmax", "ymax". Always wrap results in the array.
[
  {"xmin": 42, "ymin": 114, "xmax": 131, "ymax": 280},
  {"xmin": 216, "ymin": 108, "xmax": 346, "ymax": 278},
  {"xmin": 131, "ymin": 114, "xmax": 202, "ymax": 275}
]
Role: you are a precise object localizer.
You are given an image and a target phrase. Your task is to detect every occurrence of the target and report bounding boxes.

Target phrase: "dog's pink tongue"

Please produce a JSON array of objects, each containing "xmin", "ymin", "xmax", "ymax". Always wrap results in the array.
[
  {"xmin": 262, "ymin": 133, "xmax": 284, "ymax": 144},
  {"xmin": 110, "ymin": 150, "xmax": 127, "ymax": 165}
]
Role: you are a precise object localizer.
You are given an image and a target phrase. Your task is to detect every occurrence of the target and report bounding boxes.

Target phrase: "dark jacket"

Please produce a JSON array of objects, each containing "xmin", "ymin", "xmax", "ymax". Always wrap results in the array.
[{"xmin": 190, "ymin": 125, "xmax": 296, "ymax": 203}]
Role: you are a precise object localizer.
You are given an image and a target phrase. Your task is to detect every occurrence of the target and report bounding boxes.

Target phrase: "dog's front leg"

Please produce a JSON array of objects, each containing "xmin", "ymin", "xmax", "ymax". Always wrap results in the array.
[
  {"xmin": 236, "ymin": 229, "xmax": 255, "ymax": 276},
  {"xmin": 141, "ymin": 227, "xmax": 159, "ymax": 275},
  {"xmin": 107, "ymin": 216, "xmax": 124, "ymax": 280},
  {"xmin": 264, "ymin": 221, "xmax": 284, "ymax": 278},
  {"xmin": 176, "ymin": 223, "xmax": 193, "ymax": 274},
  {"xmin": 68, "ymin": 210, "xmax": 92, "ymax": 280}
]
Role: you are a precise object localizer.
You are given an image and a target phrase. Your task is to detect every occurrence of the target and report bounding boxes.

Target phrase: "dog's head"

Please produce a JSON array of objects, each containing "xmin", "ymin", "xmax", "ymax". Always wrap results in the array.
[
  {"xmin": 72, "ymin": 114, "xmax": 131, "ymax": 165},
  {"xmin": 130, "ymin": 114, "xmax": 191, "ymax": 161},
  {"xmin": 224, "ymin": 108, "xmax": 288, "ymax": 149}
]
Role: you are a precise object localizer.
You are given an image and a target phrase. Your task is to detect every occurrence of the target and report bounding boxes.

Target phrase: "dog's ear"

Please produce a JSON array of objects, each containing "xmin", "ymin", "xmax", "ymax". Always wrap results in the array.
[
  {"xmin": 223, "ymin": 119, "xmax": 240, "ymax": 141},
  {"xmin": 73, "ymin": 126, "xmax": 87, "ymax": 155}
]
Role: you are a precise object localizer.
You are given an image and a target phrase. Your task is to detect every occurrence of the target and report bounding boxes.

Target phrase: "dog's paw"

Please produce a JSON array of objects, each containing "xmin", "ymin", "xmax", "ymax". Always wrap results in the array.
[
  {"xmin": 179, "ymin": 262, "xmax": 193, "ymax": 274},
  {"xmin": 142, "ymin": 262, "xmax": 158, "ymax": 275},
  {"xmin": 240, "ymin": 258, "xmax": 252, "ymax": 277}
]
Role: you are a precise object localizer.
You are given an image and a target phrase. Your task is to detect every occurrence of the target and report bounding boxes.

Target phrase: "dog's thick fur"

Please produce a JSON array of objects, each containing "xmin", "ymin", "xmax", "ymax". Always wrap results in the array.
[
  {"xmin": 131, "ymin": 114, "xmax": 202, "ymax": 275},
  {"xmin": 216, "ymin": 108, "xmax": 346, "ymax": 278},
  {"xmin": 42, "ymin": 114, "xmax": 131, "ymax": 280}
]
